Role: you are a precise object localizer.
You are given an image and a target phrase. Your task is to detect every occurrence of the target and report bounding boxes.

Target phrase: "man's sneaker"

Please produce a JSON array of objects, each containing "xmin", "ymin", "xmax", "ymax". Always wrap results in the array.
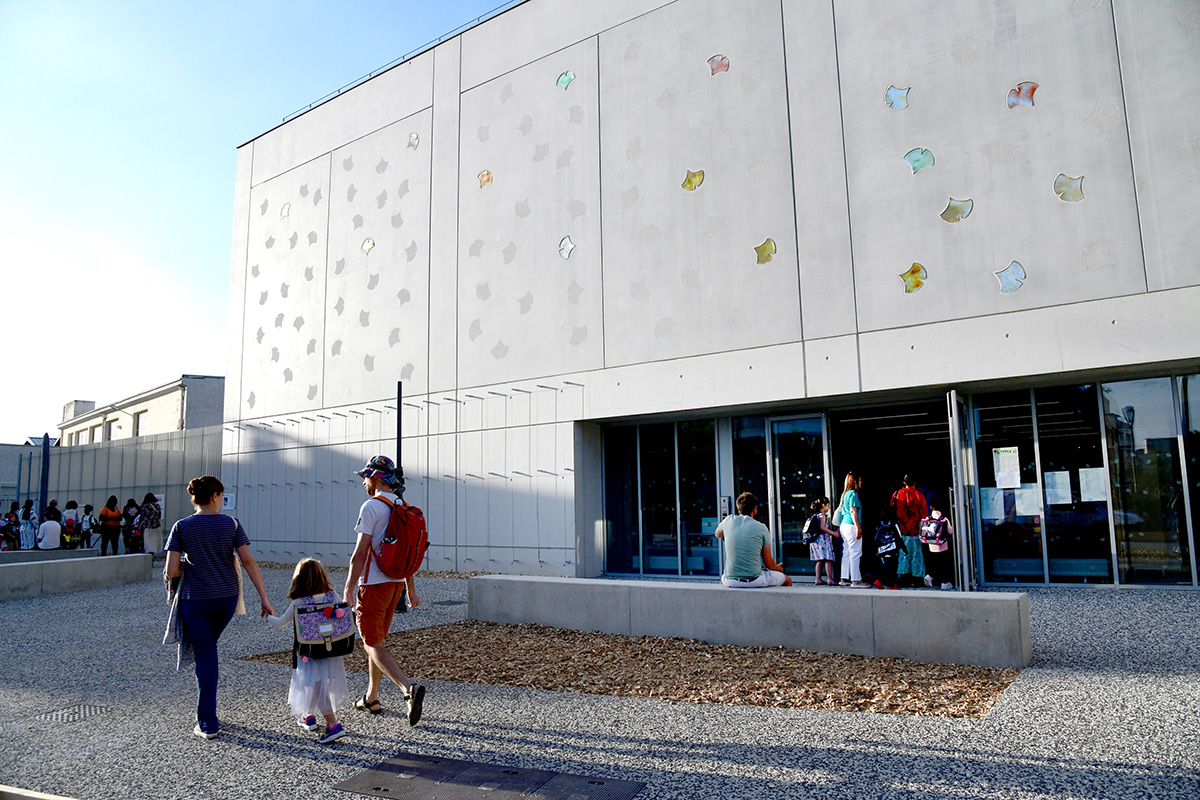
[
  {"xmin": 406, "ymin": 684, "xmax": 426, "ymax": 727},
  {"xmin": 923, "ymin": 574, "xmax": 934, "ymax": 588},
  {"xmin": 317, "ymin": 723, "xmax": 346, "ymax": 744},
  {"xmin": 298, "ymin": 715, "xmax": 320, "ymax": 731},
  {"xmin": 838, "ymin": 579, "xmax": 851, "ymax": 586},
  {"xmin": 941, "ymin": 582, "xmax": 955, "ymax": 591},
  {"xmin": 193, "ymin": 723, "xmax": 218, "ymax": 740}
]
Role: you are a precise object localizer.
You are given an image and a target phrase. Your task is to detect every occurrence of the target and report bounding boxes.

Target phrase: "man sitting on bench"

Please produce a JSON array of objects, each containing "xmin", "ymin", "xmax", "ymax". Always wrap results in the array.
[{"xmin": 716, "ymin": 492, "xmax": 792, "ymax": 588}]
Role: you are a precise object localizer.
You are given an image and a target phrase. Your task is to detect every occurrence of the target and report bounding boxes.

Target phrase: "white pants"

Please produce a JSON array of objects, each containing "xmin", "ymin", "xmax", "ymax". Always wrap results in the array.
[
  {"xmin": 721, "ymin": 570, "xmax": 788, "ymax": 588},
  {"xmin": 839, "ymin": 523, "xmax": 862, "ymax": 582}
]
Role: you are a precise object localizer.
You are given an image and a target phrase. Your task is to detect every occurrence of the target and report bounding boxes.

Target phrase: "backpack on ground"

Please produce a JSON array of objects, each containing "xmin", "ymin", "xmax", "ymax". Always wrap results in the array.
[
  {"xmin": 294, "ymin": 591, "xmax": 356, "ymax": 663},
  {"xmin": 919, "ymin": 516, "xmax": 950, "ymax": 544},
  {"xmin": 801, "ymin": 513, "xmax": 824, "ymax": 545},
  {"xmin": 367, "ymin": 497, "xmax": 429, "ymax": 580}
]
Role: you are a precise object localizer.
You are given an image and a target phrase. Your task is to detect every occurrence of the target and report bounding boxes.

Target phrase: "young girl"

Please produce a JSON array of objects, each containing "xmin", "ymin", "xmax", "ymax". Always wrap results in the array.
[
  {"xmin": 267, "ymin": 558, "xmax": 351, "ymax": 743},
  {"xmin": 807, "ymin": 496, "xmax": 840, "ymax": 585}
]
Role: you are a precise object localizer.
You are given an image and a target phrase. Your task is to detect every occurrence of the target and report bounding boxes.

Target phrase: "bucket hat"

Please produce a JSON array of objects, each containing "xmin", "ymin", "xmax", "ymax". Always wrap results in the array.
[{"xmin": 354, "ymin": 455, "xmax": 403, "ymax": 486}]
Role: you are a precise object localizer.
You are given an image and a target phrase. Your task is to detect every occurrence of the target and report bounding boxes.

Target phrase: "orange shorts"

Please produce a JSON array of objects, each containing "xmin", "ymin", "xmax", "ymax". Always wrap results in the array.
[{"xmin": 355, "ymin": 581, "xmax": 406, "ymax": 646}]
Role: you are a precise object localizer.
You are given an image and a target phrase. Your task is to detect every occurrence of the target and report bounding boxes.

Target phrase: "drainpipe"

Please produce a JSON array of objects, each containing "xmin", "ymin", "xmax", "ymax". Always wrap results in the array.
[{"xmin": 179, "ymin": 382, "xmax": 187, "ymax": 431}]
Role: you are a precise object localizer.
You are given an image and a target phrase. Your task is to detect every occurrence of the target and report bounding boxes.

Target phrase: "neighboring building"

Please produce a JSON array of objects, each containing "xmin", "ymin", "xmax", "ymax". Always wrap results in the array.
[
  {"xmin": 0, "ymin": 443, "xmax": 30, "ymax": 516},
  {"xmin": 59, "ymin": 376, "xmax": 225, "ymax": 446},
  {"xmin": 224, "ymin": 0, "xmax": 1200, "ymax": 588}
]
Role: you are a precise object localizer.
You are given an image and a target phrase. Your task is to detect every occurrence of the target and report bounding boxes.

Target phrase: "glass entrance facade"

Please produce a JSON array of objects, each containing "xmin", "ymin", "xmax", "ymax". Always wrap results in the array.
[{"xmin": 602, "ymin": 372, "xmax": 1200, "ymax": 587}]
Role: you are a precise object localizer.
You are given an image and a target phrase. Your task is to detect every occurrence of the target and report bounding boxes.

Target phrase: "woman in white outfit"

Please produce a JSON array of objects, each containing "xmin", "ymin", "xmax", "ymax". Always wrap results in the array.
[
  {"xmin": 837, "ymin": 472, "xmax": 865, "ymax": 587},
  {"xmin": 19, "ymin": 499, "xmax": 37, "ymax": 550}
]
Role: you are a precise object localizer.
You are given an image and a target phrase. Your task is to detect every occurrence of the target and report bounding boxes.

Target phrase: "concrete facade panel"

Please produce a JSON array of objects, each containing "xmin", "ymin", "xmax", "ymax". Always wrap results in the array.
[
  {"xmin": 251, "ymin": 55, "xmax": 434, "ymax": 186},
  {"xmin": 835, "ymin": 0, "xmax": 1146, "ymax": 332},
  {"xmin": 241, "ymin": 156, "xmax": 332, "ymax": 418},
  {"xmin": 1112, "ymin": 0, "xmax": 1200, "ymax": 291},
  {"xmin": 782, "ymin": 0, "xmax": 857, "ymax": 340},
  {"xmin": 325, "ymin": 113, "xmax": 433, "ymax": 405},
  {"xmin": 429, "ymin": 39, "xmax": 464, "ymax": 395},
  {"xmin": 457, "ymin": 39, "xmax": 604, "ymax": 386},
  {"xmin": 598, "ymin": 0, "xmax": 802, "ymax": 367},
  {"xmin": 225, "ymin": 148, "xmax": 254, "ymax": 423},
  {"xmin": 458, "ymin": 0, "xmax": 673, "ymax": 90}
]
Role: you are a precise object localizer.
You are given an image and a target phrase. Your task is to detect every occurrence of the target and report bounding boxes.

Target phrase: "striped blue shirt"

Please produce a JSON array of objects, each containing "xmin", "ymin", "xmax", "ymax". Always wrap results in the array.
[{"xmin": 165, "ymin": 513, "xmax": 251, "ymax": 600}]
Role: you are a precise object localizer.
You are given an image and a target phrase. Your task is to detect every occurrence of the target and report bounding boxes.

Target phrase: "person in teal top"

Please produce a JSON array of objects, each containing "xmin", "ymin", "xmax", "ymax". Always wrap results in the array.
[
  {"xmin": 716, "ymin": 492, "xmax": 792, "ymax": 588},
  {"xmin": 837, "ymin": 472, "xmax": 865, "ymax": 586}
]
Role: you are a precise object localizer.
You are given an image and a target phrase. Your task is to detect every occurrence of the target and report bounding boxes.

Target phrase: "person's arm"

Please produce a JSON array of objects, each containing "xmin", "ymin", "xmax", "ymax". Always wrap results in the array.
[
  {"xmin": 166, "ymin": 550, "xmax": 182, "ymax": 578},
  {"xmin": 820, "ymin": 513, "xmax": 840, "ymax": 537},
  {"xmin": 235, "ymin": 544, "xmax": 274, "ymax": 617},
  {"xmin": 405, "ymin": 574, "xmax": 419, "ymax": 609},
  {"xmin": 761, "ymin": 544, "xmax": 784, "ymax": 573},
  {"xmin": 851, "ymin": 505, "xmax": 862, "ymax": 539},
  {"xmin": 266, "ymin": 601, "xmax": 295, "ymax": 629},
  {"xmin": 344, "ymin": 532, "xmax": 373, "ymax": 600}
]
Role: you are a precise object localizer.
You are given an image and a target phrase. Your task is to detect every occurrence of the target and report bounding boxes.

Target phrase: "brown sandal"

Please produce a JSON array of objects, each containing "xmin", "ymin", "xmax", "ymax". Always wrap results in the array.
[{"xmin": 355, "ymin": 695, "xmax": 382, "ymax": 714}]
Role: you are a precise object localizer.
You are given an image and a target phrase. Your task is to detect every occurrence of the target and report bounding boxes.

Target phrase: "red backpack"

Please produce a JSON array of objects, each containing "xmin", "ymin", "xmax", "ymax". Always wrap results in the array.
[{"xmin": 365, "ymin": 497, "xmax": 429, "ymax": 580}]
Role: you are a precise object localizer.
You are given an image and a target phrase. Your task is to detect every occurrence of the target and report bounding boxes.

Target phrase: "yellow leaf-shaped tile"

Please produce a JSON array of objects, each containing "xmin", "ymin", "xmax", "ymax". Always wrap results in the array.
[
  {"xmin": 754, "ymin": 238, "xmax": 777, "ymax": 265},
  {"xmin": 681, "ymin": 169, "xmax": 705, "ymax": 191},
  {"xmin": 1054, "ymin": 173, "xmax": 1084, "ymax": 202},
  {"xmin": 940, "ymin": 197, "xmax": 974, "ymax": 223},
  {"xmin": 478, "ymin": 170, "xmax": 493, "ymax": 188},
  {"xmin": 899, "ymin": 262, "xmax": 927, "ymax": 293}
]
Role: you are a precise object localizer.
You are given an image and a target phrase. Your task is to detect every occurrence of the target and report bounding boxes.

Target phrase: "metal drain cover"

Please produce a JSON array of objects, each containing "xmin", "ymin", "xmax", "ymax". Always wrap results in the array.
[
  {"xmin": 36, "ymin": 704, "xmax": 112, "ymax": 723},
  {"xmin": 335, "ymin": 752, "xmax": 644, "ymax": 799},
  {"xmin": 432, "ymin": 600, "xmax": 466, "ymax": 606}
]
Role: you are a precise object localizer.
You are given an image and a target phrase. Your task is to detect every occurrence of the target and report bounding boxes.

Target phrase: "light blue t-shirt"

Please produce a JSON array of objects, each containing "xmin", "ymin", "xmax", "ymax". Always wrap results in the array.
[
  {"xmin": 838, "ymin": 489, "xmax": 861, "ymax": 523},
  {"xmin": 718, "ymin": 514, "xmax": 770, "ymax": 579}
]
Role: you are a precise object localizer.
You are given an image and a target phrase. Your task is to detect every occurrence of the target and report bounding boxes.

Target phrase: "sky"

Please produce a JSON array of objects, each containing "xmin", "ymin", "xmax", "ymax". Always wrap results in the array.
[{"xmin": 0, "ymin": 0, "xmax": 508, "ymax": 444}]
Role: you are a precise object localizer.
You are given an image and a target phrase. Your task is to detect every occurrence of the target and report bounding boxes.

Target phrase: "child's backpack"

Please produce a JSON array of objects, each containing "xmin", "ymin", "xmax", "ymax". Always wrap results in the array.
[
  {"xmin": 801, "ymin": 513, "xmax": 824, "ymax": 545},
  {"xmin": 294, "ymin": 591, "xmax": 356, "ymax": 663},
  {"xmin": 366, "ymin": 497, "xmax": 429, "ymax": 580},
  {"xmin": 919, "ymin": 516, "xmax": 950, "ymax": 544},
  {"xmin": 875, "ymin": 521, "xmax": 901, "ymax": 556},
  {"xmin": 61, "ymin": 517, "xmax": 80, "ymax": 548}
]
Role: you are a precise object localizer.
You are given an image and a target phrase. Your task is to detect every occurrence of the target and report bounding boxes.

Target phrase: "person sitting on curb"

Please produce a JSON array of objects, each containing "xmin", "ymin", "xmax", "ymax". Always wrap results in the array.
[{"xmin": 716, "ymin": 492, "xmax": 792, "ymax": 588}]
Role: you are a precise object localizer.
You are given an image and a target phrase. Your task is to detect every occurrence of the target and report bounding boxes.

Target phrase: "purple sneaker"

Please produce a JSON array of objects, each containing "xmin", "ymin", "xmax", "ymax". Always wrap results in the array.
[
  {"xmin": 298, "ymin": 715, "xmax": 320, "ymax": 731},
  {"xmin": 318, "ymin": 723, "xmax": 346, "ymax": 744}
]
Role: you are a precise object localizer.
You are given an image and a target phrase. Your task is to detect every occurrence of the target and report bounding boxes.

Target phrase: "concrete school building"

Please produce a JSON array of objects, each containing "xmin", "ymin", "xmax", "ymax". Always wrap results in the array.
[{"xmin": 224, "ymin": 0, "xmax": 1200, "ymax": 588}]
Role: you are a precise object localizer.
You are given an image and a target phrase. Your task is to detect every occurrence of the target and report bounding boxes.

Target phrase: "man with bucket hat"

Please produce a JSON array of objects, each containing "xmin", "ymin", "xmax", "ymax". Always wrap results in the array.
[{"xmin": 343, "ymin": 454, "xmax": 426, "ymax": 726}]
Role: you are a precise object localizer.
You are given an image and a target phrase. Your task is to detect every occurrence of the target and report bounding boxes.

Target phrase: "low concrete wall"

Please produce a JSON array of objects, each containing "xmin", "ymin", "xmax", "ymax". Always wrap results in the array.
[
  {"xmin": 0, "ymin": 550, "xmax": 94, "ymax": 565},
  {"xmin": 468, "ymin": 576, "xmax": 1032, "ymax": 669},
  {"xmin": 0, "ymin": 555, "xmax": 153, "ymax": 601},
  {"xmin": 0, "ymin": 784, "xmax": 78, "ymax": 800}
]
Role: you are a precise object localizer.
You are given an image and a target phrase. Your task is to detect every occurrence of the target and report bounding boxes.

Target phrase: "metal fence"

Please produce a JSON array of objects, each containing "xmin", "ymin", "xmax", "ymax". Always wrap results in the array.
[{"xmin": 16, "ymin": 426, "xmax": 223, "ymax": 532}]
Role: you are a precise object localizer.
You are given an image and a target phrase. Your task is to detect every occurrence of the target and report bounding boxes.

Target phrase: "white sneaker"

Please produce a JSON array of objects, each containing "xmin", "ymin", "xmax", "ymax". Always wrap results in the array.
[
  {"xmin": 193, "ymin": 723, "xmax": 218, "ymax": 740},
  {"xmin": 297, "ymin": 715, "xmax": 320, "ymax": 731},
  {"xmin": 941, "ymin": 582, "xmax": 955, "ymax": 590},
  {"xmin": 923, "ymin": 574, "xmax": 934, "ymax": 588},
  {"xmin": 850, "ymin": 581, "xmax": 868, "ymax": 588}
]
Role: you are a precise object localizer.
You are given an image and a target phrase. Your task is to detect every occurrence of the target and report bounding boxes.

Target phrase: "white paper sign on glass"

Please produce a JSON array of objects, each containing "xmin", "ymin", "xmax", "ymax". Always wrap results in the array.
[
  {"xmin": 1015, "ymin": 484, "xmax": 1041, "ymax": 516},
  {"xmin": 222, "ymin": 492, "xmax": 237, "ymax": 511},
  {"xmin": 1045, "ymin": 471, "xmax": 1073, "ymax": 505},
  {"xmin": 980, "ymin": 487, "xmax": 1005, "ymax": 520},
  {"xmin": 1079, "ymin": 467, "xmax": 1109, "ymax": 502},
  {"xmin": 993, "ymin": 447, "xmax": 1021, "ymax": 489}
]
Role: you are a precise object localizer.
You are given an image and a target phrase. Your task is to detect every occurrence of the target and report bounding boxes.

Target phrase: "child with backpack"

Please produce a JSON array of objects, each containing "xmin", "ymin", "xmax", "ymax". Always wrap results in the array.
[
  {"xmin": 266, "ymin": 558, "xmax": 352, "ymax": 744},
  {"xmin": 871, "ymin": 518, "xmax": 907, "ymax": 590},
  {"xmin": 802, "ymin": 496, "xmax": 840, "ymax": 585},
  {"xmin": 919, "ymin": 501, "xmax": 955, "ymax": 590},
  {"xmin": 80, "ymin": 505, "xmax": 96, "ymax": 550}
]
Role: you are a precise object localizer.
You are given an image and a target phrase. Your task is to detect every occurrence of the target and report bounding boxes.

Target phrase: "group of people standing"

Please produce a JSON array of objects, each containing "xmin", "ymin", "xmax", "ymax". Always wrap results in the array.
[
  {"xmin": 717, "ymin": 472, "xmax": 957, "ymax": 591},
  {"xmin": 166, "ymin": 455, "xmax": 424, "ymax": 745},
  {"xmin": 1, "ymin": 494, "xmax": 163, "ymax": 555}
]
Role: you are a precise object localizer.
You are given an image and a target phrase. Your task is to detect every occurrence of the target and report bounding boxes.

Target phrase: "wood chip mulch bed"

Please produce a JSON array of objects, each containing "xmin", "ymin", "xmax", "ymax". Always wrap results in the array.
[{"xmin": 243, "ymin": 620, "xmax": 1018, "ymax": 718}]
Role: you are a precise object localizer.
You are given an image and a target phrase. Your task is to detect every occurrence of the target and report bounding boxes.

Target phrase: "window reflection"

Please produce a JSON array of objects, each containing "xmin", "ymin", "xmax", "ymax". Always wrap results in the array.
[
  {"xmin": 974, "ymin": 391, "xmax": 1044, "ymax": 582},
  {"xmin": 1035, "ymin": 385, "xmax": 1112, "ymax": 583},
  {"xmin": 679, "ymin": 421, "xmax": 719, "ymax": 576},
  {"xmin": 1103, "ymin": 378, "xmax": 1190, "ymax": 584},
  {"xmin": 603, "ymin": 426, "xmax": 638, "ymax": 574},
  {"xmin": 1182, "ymin": 375, "xmax": 1200, "ymax": 582},
  {"xmin": 639, "ymin": 423, "xmax": 679, "ymax": 575}
]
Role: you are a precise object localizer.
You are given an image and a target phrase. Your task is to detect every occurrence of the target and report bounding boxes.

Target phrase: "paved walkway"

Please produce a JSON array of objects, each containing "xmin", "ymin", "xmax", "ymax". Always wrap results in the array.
[{"xmin": 1, "ymin": 570, "xmax": 1198, "ymax": 799}]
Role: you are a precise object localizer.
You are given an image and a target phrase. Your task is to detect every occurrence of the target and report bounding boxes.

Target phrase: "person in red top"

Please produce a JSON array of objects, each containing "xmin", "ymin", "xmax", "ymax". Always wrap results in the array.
[{"xmin": 890, "ymin": 475, "xmax": 928, "ymax": 588}]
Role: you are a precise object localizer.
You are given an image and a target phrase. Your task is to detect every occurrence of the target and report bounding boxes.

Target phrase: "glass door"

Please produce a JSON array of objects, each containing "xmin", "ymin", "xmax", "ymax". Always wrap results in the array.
[
  {"xmin": 767, "ymin": 417, "xmax": 827, "ymax": 578},
  {"xmin": 947, "ymin": 390, "xmax": 974, "ymax": 589}
]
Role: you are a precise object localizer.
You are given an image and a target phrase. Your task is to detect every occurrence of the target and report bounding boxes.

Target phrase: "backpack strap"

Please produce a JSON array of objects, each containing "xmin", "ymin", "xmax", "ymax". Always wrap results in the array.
[{"xmin": 362, "ymin": 496, "xmax": 397, "ymax": 583}]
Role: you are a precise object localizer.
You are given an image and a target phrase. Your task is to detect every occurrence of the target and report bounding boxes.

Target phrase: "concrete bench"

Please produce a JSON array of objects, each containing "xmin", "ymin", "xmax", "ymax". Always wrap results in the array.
[
  {"xmin": 0, "ymin": 554, "xmax": 153, "ymax": 601},
  {"xmin": 0, "ymin": 549, "xmax": 94, "ymax": 565},
  {"xmin": 468, "ymin": 576, "xmax": 1031, "ymax": 669}
]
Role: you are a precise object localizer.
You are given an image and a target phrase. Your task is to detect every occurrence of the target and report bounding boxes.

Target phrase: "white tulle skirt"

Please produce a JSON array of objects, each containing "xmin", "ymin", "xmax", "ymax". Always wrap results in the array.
[{"xmin": 288, "ymin": 655, "xmax": 350, "ymax": 718}]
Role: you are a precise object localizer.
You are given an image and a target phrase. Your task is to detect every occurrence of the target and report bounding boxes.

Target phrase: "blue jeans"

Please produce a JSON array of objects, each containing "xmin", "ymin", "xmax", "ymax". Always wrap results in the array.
[{"xmin": 180, "ymin": 596, "xmax": 238, "ymax": 734}]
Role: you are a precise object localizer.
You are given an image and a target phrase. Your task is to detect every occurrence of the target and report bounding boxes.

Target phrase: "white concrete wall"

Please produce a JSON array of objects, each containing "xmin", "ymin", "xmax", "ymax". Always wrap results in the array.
[{"xmin": 225, "ymin": 0, "xmax": 1200, "ymax": 569}]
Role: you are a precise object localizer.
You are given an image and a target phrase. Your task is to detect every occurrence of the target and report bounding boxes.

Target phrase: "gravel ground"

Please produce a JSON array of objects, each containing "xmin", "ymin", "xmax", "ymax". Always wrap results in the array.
[{"xmin": 2, "ymin": 572, "xmax": 1199, "ymax": 799}]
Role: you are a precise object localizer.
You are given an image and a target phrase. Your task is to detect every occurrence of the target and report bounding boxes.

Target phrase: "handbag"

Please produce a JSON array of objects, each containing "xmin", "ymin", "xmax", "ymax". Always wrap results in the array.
[
  {"xmin": 294, "ymin": 591, "xmax": 356, "ymax": 661},
  {"xmin": 832, "ymin": 501, "xmax": 844, "ymax": 527}
]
